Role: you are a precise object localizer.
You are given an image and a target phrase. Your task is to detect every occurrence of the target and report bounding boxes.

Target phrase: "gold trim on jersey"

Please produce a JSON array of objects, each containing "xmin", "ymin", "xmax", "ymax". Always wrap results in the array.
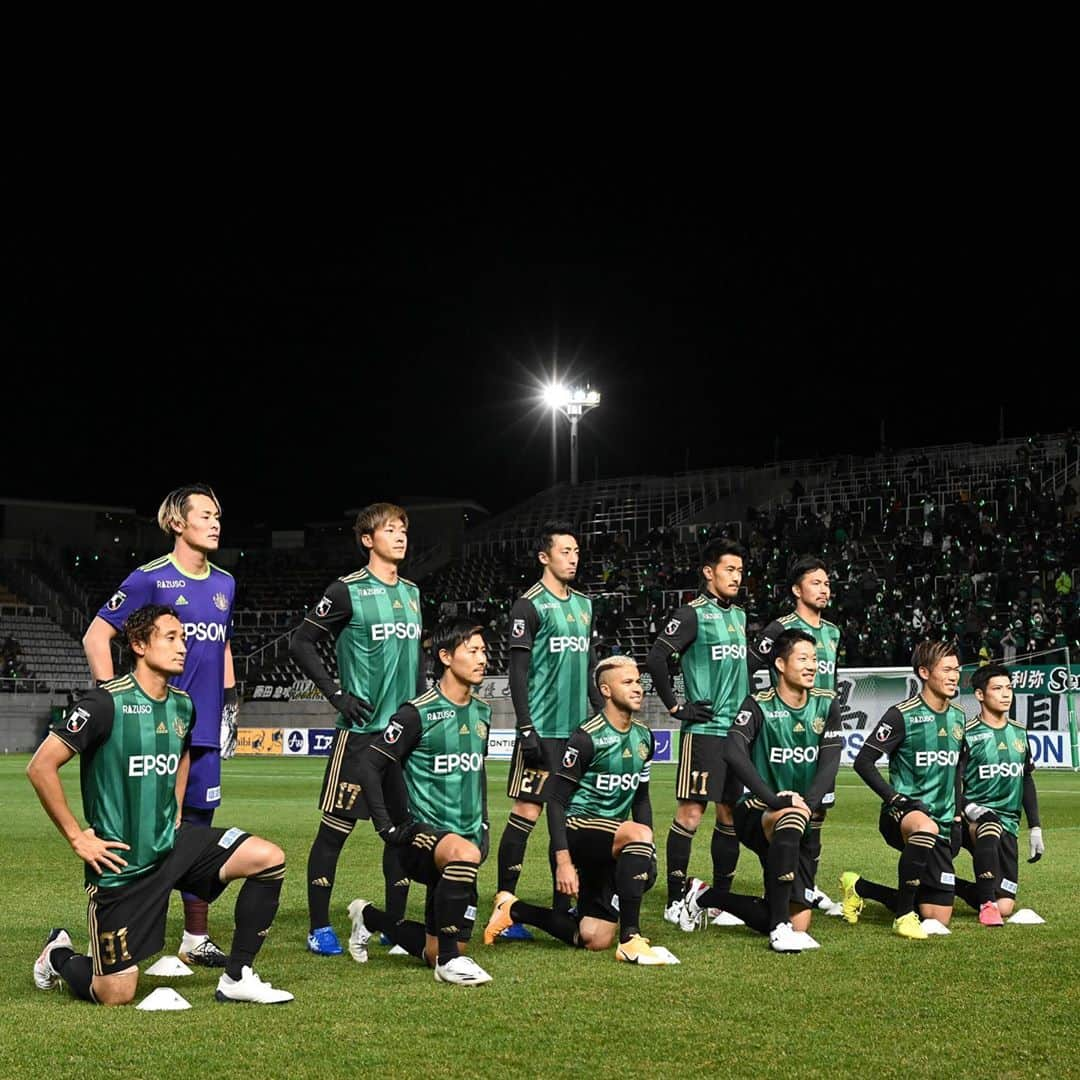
[
  {"xmin": 319, "ymin": 730, "xmax": 351, "ymax": 813},
  {"xmin": 753, "ymin": 688, "xmax": 776, "ymax": 703},
  {"xmin": 676, "ymin": 732, "xmax": 694, "ymax": 799},
  {"xmin": 523, "ymin": 582, "xmax": 544, "ymax": 600},
  {"xmin": 410, "ymin": 690, "xmax": 439, "ymax": 709},
  {"xmin": 897, "ymin": 697, "xmax": 923, "ymax": 712},
  {"xmin": 566, "ymin": 816, "xmax": 619, "ymax": 833},
  {"xmin": 809, "ymin": 688, "xmax": 836, "ymax": 700},
  {"xmin": 582, "ymin": 715, "xmax": 606, "ymax": 734},
  {"xmin": 340, "ymin": 569, "xmax": 369, "ymax": 583},
  {"xmin": 101, "ymin": 675, "xmax": 135, "ymax": 693}
]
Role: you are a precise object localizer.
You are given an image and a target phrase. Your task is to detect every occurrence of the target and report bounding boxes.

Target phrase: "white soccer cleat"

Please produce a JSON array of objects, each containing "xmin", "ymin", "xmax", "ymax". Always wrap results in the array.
[
  {"xmin": 215, "ymin": 966, "xmax": 294, "ymax": 1004},
  {"xmin": 709, "ymin": 909, "xmax": 745, "ymax": 927},
  {"xmin": 179, "ymin": 932, "xmax": 227, "ymax": 968},
  {"xmin": 682, "ymin": 878, "xmax": 710, "ymax": 925},
  {"xmin": 919, "ymin": 918, "xmax": 951, "ymax": 936},
  {"xmin": 34, "ymin": 928, "xmax": 73, "ymax": 991},
  {"xmin": 346, "ymin": 899, "xmax": 372, "ymax": 963},
  {"xmin": 663, "ymin": 901, "xmax": 684, "ymax": 926},
  {"xmin": 433, "ymin": 955, "xmax": 492, "ymax": 986},
  {"xmin": 768, "ymin": 921, "xmax": 806, "ymax": 953},
  {"xmin": 792, "ymin": 930, "xmax": 821, "ymax": 950},
  {"xmin": 822, "ymin": 902, "xmax": 845, "ymax": 918},
  {"xmin": 809, "ymin": 886, "xmax": 837, "ymax": 911}
]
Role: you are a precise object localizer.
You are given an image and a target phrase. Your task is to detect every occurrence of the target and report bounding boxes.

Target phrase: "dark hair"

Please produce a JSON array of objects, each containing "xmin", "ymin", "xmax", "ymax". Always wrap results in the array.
[
  {"xmin": 789, "ymin": 555, "xmax": 828, "ymax": 589},
  {"xmin": 123, "ymin": 605, "xmax": 182, "ymax": 653},
  {"xmin": 702, "ymin": 539, "xmax": 746, "ymax": 568},
  {"xmin": 354, "ymin": 502, "xmax": 409, "ymax": 541},
  {"xmin": 772, "ymin": 628, "xmax": 817, "ymax": 669},
  {"xmin": 157, "ymin": 483, "xmax": 221, "ymax": 537},
  {"xmin": 538, "ymin": 521, "xmax": 577, "ymax": 557},
  {"xmin": 431, "ymin": 618, "xmax": 485, "ymax": 675},
  {"xmin": 912, "ymin": 639, "xmax": 960, "ymax": 677},
  {"xmin": 971, "ymin": 663, "xmax": 1011, "ymax": 696}
]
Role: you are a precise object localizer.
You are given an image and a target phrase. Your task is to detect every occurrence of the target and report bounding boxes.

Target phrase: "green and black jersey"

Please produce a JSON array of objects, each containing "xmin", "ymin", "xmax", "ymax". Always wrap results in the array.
[
  {"xmin": 749, "ymin": 611, "xmax": 841, "ymax": 692},
  {"xmin": 49, "ymin": 676, "xmax": 194, "ymax": 888},
  {"xmin": 509, "ymin": 582, "xmax": 594, "ymax": 739},
  {"xmin": 300, "ymin": 566, "xmax": 424, "ymax": 734},
  {"xmin": 372, "ymin": 688, "xmax": 491, "ymax": 847},
  {"xmin": 865, "ymin": 696, "xmax": 966, "ymax": 830},
  {"xmin": 961, "ymin": 717, "xmax": 1033, "ymax": 836},
  {"xmin": 652, "ymin": 592, "xmax": 748, "ymax": 736},
  {"xmin": 558, "ymin": 713, "xmax": 655, "ymax": 821}
]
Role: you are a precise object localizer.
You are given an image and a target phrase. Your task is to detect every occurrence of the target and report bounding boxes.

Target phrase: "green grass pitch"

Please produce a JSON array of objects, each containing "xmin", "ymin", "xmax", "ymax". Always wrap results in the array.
[{"xmin": 2, "ymin": 756, "xmax": 1076, "ymax": 1079}]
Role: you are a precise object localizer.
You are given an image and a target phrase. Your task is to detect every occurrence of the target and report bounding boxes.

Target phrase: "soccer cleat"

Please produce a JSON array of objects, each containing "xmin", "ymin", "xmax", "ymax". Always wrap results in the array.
[
  {"xmin": 709, "ymin": 909, "xmax": 745, "ymax": 927},
  {"xmin": 768, "ymin": 922, "xmax": 806, "ymax": 953},
  {"xmin": 179, "ymin": 933, "xmax": 227, "ymax": 968},
  {"xmin": 809, "ymin": 886, "xmax": 837, "ymax": 911},
  {"xmin": 483, "ymin": 891, "xmax": 518, "ymax": 945},
  {"xmin": 499, "ymin": 922, "xmax": 534, "ymax": 941},
  {"xmin": 379, "ymin": 933, "xmax": 393, "ymax": 946},
  {"xmin": 346, "ymin": 900, "xmax": 372, "ymax": 962},
  {"xmin": 34, "ymin": 928, "xmax": 73, "ymax": 991},
  {"xmin": 307, "ymin": 925, "xmax": 344, "ymax": 956},
  {"xmin": 919, "ymin": 918, "xmax": 951, "ymax": 936},
  {"xmin": 663, "ymin": 901, "xmax": 684, "ymax": 926},
  {"xmin": 792, "ymin": 930, "xmax": 821, "ymax": 950},
  {"xmin": 434, "ymin": 955, "xmax": 493, "ymax": 985},
  {"xmin": 839, "ymin": 872, "xmax": 864, "ymax": 925},
  {"xmin": 215, "ymin": 966, "xmax": 293, "ymax": 1004},
  {"xmin": 892, "ymin": 912, "xmax": 929, "ymax": 940},
  {"xmin": 979, "ymin": 901, "xmax": 1004, "ymax": 928},
  {"xmin": 682, "ymin": 878, "xmax": 710, "ymax": 925},
  {"xmin": 615, "ymin": 934, "xmax": 669, "ymax": 965}
]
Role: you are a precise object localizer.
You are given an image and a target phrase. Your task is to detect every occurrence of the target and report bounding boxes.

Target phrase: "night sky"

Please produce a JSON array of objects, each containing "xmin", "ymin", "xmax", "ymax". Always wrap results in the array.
[{"xmin": 10, "ymin": 149, "xmax": 1080, "ymax": 528}]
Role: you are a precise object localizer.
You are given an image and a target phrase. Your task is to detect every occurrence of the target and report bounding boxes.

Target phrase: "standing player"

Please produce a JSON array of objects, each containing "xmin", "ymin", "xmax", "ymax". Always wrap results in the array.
[
  {"xmin": 347, "ymin": 619, "xmax": 492, "ymax": 985},
  {"xmin": 492, "ymin": 522, "xmax": 602, "ymax": 938},
  {"xmin": 82, "ymin": 483, "xmax": 237, "ymax": 967},
  {"xmin": 31, "ymin": 605, "xmax": 291, "ymax": 1005},
  {"xmin": 682, "ymin": 631, "xmax": 843, "ymax": 952},
  {"xmin": 484, "ymin": 656, "xmax": 676, "ymax": 965},
  {"xmin": 840, "ymin": 641, "xmax": 965, "ymax": 939},
  {"xmin": 955, "ymin": 664, "xmax": 1044, "ymax": 925},
  {"xmin": 645, "ymin": 539, "xmax": 748, "ymax": 927},
  {"xmin": 290, "ymin": 502, "xmax": 424, "ymax": 956},
  {"xmin": 749, "ymin": 556, "xmax": 842, "ymax": 912}
]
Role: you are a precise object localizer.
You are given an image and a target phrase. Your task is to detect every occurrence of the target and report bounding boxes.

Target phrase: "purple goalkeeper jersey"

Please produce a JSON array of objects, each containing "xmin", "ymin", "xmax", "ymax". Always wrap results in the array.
[{"xmin": 97, "ymin": 552, "xmax": 235, "ymax": 749}]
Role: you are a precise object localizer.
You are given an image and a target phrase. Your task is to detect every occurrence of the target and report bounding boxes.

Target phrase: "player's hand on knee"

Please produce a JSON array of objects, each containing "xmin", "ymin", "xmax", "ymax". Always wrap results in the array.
[
  {"xmin": 963, "ymin": 801, "xmax": 991, "ymax": 822},
  {"xmin": 379, "ymin": 818, "xmax": 416, "ymax": 846},
  {"xmin": 72, "ymin": 827, "xmax": 130, "ymax": 874},
  {"xmin": 889, "ymin": 793, "xmax": 931, "ymax": 817}
]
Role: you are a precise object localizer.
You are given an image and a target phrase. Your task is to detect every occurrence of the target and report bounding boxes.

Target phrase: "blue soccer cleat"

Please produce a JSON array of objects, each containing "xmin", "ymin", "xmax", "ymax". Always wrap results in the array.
[
  {"xmin": 499, "ymin": 922, "xmax": 533, "ymax": 941},
  {"xmin": 307, "ymin": 925, "xmax": 343, "ymax": 955}
]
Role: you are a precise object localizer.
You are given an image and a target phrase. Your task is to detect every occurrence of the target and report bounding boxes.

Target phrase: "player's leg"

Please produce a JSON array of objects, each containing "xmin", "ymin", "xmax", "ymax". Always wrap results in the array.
[
  {"xmin": 611, "ymin": 821, "xmax": 658, "ymax": 950},
  {"xmin": 666, "ymin": 731, "xmax": 704, "ymax": 914},
  {"xmin": 995, "ymin": 832, "xmax": 1019, "ymax": 917},
  {"xmin": 178, "ymin": 747, "xmax": 224, "ymax": 966},
  {"xmin": 429, "ymin": 832, "xmax": 490, "ymax": 985}
]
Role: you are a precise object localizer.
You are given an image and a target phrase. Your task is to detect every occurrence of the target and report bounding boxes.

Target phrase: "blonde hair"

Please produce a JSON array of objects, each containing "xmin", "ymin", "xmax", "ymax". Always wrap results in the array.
[
  {"xmin": 595, "ymin": 654, "xmax": 637, "ymax": 687},
  {"xmin": 157, "ymin": 484, "xmax": 221, "ymax": 537},
  {"xmin": 354, "ymin": 502, "xmax": 409, "ymax": 540}
]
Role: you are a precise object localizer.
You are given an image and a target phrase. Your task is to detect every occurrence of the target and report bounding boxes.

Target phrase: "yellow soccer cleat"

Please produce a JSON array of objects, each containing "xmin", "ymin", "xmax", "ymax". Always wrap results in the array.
[
  {"xmin": 893, "ymin": 912, "xmax": 929, "ymax": 940},
  {"xmin": 483, "ymin": 891, "xmax": 518, "ymax": 945},
  {"xmin": 839, "ymin": 871, "xmax": 864, "ymax": 925},
  {"xmin": 615, "ymin": 934, "xmax": 668, "ymax": 965}
]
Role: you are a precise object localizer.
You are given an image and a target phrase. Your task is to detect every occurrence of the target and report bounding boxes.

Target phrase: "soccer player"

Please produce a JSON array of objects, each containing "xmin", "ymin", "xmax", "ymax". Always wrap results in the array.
[
  {"xmin": 347, "ymin": 619, "xmax": 493, "ymax": 985},
  {"xmin": 644, "ymin": 539, "xmax": 748, "ymax": 927},
  {"xmin": 492, "ymin": 522, "xmax": 602, "ymax": 938},
  {"xmin": 290, "ymin": 502, "xmax": 424, "ymax": 957},
  {"xmin": 840, "ymin": 641, "xmax": 966, "ymax": 939},
  {"xmin": 682, "ymin": 630, "xmax": 843, "ymax": 952},
  {"xmin": 484, "ymin": 656, "xmax": 675, "ymax": 964},
  {"xmin": 954, "ymin": 664, "xmax": 1044, "ymax": 925},
  {"xmin": 82, "ymin": 483, "xmax": 237, "ymax": 967},
  {"xmin": 30, "ymin": 605, "xmax": 291, "ymax": 1005},
  {"xmin": 749, "ymin": 556, "xmax": 842, "ymax": 912}
]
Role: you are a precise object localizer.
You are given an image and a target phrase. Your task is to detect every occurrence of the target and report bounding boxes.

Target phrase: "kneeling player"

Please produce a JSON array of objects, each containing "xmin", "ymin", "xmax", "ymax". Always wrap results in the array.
[
  {"xmin": 841, "ymin": 641, "xmax": 965, "ymax": 940},
  {"xmin": 349, "ymin": 619, "xmax": 493, "ymax": 985},
  {"xmin": 683, "ymin": 631, "xmax": 843, "ymax": 952},
  {"xmin": 484, "ymin": 656, "xmax": 675, "ymax": 964},
  {"xmin": 29, "ymin": 606, "xmax": 291, "ymax": 1005},
  {"xmin": 955, "ymin": 664, "xmax": 1044, "ymax": 925}
]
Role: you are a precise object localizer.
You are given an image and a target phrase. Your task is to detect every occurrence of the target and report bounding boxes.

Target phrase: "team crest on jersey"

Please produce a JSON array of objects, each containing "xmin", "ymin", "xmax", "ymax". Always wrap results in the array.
[
  {"xmin": 637, "ymin": 742, "xmax": 648, "ymax": 760},
  {"xmin": 384, "ymin": 721, "xmax": 404, "ymax": 745},
  {"xmin": 106, "ymin": 590, "xmax": 126, "ymax": 612},
  {"xmin": 581, "ymin": 611, "xmax": 589, "ymax": 625},
  {"xmin": 735, "ymin": 710, "xmax": 751, "ymax": 726},
  {"xmin": 812, "ymin": 717, "xmax": 826, "ymax": 735},
  {"xmin": 876, "ymin": 723, "xmax": 892, "ymax": 742},
  {"xmin": 665, "ymin": 619, "xmax": 680, "ymax": 637},
  {"xmin": 66, "ymin": 706, "xmax": 91, "ymax": 733},
  {"xmin": 512, "ymin": 619, "xmax": 526, "ymax": 639},
  {"xmin": 408, "ymin": 598, "xmax": 418, "ymax": 613},
  {"xmin": 315, "ymin": 596, "xmax": 333, "ymax": 618},
  {"xmin": 173, "ymin": 717, "xmax": 188, "ymax": 739},
  {"xmin": 951, "ymin": 724, "xmax": 963, "ymax": 741},
  {"xmin": 1012, "ymin": 737, "xmax": 1026, "ymax": 753},
  {"xmin": 562, "ymin": 746, "xmax": 579, "ymax": 769},
  {"xmin": 758, "ymin": 637, "xmax": 773, "ymax": 655},
  {"xmin": 213, "ymin": 592, "xmax": 229, "ymax": 612},
  {"xmin": 477, "ymin": 722, "xmax": 488, "ymax": 740}
]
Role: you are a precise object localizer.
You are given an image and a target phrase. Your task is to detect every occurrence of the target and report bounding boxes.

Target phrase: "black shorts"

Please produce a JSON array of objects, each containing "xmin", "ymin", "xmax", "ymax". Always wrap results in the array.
[
  {"xmin": 567, "ymin": 818, "xmax": 620, "ymax": 923},
  {"xmin": 961, "ymin": 826, "xmax": 1020, "ymax": 902},
  {"xmin": 319, "ymin": 729, "xmax": 408, "ymax": 821},
  {"xmin": 878, "ymin": 808, "xmax": 956, "ymax": 904},
  {"xmin": 507, "ymin": 736, "xmax": 568, "ymax": 804},
  {"xmin": 397, "ymin": 826, "xmax": 478, "ymax": 942},
  {"xmin": 675, "ymin": 732, "xmax": 743, "ymax": 805},
  {"xmin": 86, "ymin": 824, "xmax": 249, "ymax": 976},
  {"xmin": 734, "ymin": 803, "xmax": 818, "ymax": 909}
]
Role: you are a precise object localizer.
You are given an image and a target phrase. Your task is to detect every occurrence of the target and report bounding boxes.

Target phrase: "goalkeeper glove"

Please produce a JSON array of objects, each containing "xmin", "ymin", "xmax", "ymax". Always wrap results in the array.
[
  {"xmin": 1028, "ymin": 826, "xmax": 1045, "ymax": 863},
  {"xmin": 220, "ymin": 688, "xmax": 239, "ymax": 760}
]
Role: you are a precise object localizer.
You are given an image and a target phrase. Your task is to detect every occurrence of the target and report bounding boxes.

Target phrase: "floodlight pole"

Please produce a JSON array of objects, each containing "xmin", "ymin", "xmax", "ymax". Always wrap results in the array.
[{"xmin": 559, "ymin": 387, "xmax": 601, "ymax": 486}]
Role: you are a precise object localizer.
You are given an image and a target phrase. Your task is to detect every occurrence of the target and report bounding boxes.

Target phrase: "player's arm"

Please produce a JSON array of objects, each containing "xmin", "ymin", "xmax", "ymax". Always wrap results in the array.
[
  {"xmin": 174, "ymin": 717, "xmax": 194, "ymax": 817},
  {"xmin": 416, "ymin": 637, "xmax": 427, "ymax": 696},
  {"xmin": 289, "ymin": 581, "xmax": 371, "ymax": 724},
  {"xmin": 747, "ymin": 618, "xmax": 785, "ymax": 692},
  {"xmin": 724, "ymin": 698, "xmax": 797, "ymax": 809},
  {"xmin": 630, "ymin": 731, "xmax": 654, "ymax": 827},
  {"xmin": 82, "ymin": 617, "xmax": 120, "ymax": 682},
  {"xmin": 508, "ymin": 598, "xmax": 543, "ymax": 761},
  {"xmin": 586, "ymin": 641, "xmax": 605, "ymax": 712},
  {"xmin": 853, "ymin": 707, "xmax": 912, "ymax": 806},
  {"xmin": 25, "ymin": 693, "xmax": 130, "ymax": 874},
  {"xmin": 220, "ymin": 641, "xmax": 239, "ymax": 759},
  {"xmin": 645, "ymin": 607, "xmax": 710, "ymax": 722},
  {"xmin": 358, "ymin": 705, "xmax": 422, "ymax": 839},
  {"xmin": 83, "ymin": 571, "xmax": 154, "ymax": 682},
  {"xmin": 1023, "ymin": 745, "xmax": 1044, "ymax": 861},
  {"xmin": 544, "ymin": 730, "xmax": 595, "ymax": 895},
  {"xmin": 804, "ymin": 701, "xmax": 844, "ymax": 811}
]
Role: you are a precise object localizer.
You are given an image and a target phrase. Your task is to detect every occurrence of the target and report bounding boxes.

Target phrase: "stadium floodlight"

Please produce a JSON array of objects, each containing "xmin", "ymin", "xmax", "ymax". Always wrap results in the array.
[{"xmin": 546, "ymin": 382, "xmax": 601, "ymax": 485}]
